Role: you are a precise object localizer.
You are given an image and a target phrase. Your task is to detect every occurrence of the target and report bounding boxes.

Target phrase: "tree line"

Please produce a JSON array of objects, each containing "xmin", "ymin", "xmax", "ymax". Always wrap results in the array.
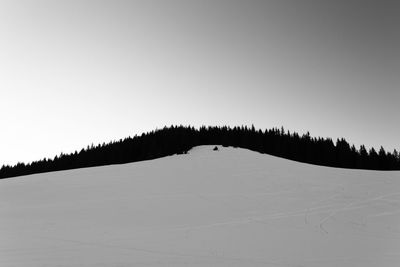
[{"xmin": 1, "ymin": 125, "xmax": 400, "ymax": 179}]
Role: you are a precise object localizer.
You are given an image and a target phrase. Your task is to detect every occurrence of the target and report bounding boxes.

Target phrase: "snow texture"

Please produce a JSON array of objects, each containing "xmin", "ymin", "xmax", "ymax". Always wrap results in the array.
[{"xmin": 1, "ymin": 145, "xmax": 400, "ymax": 266}]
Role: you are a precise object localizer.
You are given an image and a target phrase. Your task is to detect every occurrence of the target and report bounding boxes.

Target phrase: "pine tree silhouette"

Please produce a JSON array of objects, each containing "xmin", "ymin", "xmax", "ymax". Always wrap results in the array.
[{"xmin": 1, "ymin": 125, "xmax": 399, "ymax": 179}]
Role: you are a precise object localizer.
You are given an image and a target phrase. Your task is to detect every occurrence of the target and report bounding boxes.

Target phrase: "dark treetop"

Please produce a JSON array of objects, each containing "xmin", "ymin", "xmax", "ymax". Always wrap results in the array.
[{"xmin": 1, "ymin": 125, "xmax": 399, "ymax": 179}]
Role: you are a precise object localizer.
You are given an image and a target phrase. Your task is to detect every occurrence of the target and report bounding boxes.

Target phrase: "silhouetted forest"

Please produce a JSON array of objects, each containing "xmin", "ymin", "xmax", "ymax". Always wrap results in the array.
[{"xmin": 1, "ymin": 125, "xmax": 400, "ymax": 179}]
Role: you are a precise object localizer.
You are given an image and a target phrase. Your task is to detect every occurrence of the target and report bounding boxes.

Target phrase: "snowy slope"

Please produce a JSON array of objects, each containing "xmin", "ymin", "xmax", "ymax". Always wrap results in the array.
[{"xmin": 1, "ymin": 145, "xmax": 400, "ymax": 267}]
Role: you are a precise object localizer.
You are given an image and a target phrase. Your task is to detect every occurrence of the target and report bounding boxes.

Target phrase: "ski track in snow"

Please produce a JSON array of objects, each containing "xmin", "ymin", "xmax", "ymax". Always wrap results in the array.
[{"xmin": 1, "ymin": 145, "xmax": 400, "ymax": 267}]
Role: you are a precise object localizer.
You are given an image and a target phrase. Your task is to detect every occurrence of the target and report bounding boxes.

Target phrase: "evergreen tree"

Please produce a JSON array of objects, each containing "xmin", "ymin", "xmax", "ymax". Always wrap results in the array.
[{"xmin": 1, "ymin": 125, "xmax": 399, "ymax": 179}]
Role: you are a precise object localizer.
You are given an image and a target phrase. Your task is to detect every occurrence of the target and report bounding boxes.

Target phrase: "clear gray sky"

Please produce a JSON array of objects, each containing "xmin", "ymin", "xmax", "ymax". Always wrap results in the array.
[{"xmin": 1, "ymin": 0, "xmax": 399, "ymax": 165}]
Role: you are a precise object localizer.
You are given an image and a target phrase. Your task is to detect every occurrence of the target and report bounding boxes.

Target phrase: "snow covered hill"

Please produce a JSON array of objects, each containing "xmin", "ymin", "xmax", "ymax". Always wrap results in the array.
[{"xmin": 1, "ymin": 145, "xmax": 400, "ymax": 267}]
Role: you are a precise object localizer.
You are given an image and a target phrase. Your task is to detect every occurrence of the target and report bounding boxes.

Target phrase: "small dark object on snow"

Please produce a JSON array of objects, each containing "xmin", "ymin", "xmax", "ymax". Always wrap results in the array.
[{"xmin": 213, "ymin": 146, "xmax": 219, "ymax": 151}]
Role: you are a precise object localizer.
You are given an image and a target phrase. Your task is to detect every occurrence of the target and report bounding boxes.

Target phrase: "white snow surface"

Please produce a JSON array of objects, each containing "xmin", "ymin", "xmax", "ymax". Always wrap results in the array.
[{"xmin": 1, "ymin": 145, "xmax": 400, "ymax": 267}]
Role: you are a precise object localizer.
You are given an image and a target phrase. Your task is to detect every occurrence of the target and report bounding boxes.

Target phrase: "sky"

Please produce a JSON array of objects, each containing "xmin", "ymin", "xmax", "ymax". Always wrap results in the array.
[{"xmin": 0, "ymin": 0, "xmax": 399, "ymax": 165}]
